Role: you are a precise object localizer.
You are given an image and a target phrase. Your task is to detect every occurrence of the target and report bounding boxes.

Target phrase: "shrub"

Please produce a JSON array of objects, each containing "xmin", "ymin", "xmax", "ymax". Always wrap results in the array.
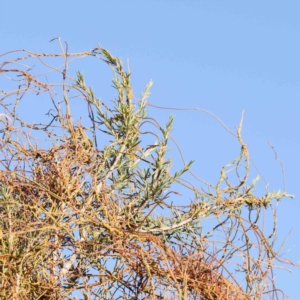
[{"xmin": 0, "ymin": 40, "xmax": 296, "ymax": 299}]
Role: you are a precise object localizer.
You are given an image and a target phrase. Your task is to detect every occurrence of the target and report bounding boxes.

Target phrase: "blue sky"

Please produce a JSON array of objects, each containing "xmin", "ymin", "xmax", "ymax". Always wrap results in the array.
[{"xmin": 1, "ymin": 0, "xmax": 299, "ymax": 298}]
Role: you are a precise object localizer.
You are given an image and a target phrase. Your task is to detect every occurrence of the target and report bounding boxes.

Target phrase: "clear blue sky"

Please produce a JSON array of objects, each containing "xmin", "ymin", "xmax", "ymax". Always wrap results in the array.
[{"xmin": 1, "ymin": 0, "xmax": 299, "ymax": 298}]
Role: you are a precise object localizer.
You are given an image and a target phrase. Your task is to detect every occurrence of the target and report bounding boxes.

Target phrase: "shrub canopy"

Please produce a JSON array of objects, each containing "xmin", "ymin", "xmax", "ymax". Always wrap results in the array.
[{"xmin": 0, "ymin": 41, "xmax": 296, "ymax": 299}]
